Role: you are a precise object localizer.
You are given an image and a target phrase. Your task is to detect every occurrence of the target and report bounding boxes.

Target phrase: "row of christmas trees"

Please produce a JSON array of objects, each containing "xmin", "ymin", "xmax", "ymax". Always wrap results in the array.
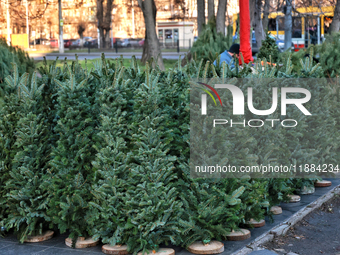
[{"xmin": 0, "ymin": 53, "xmax": 338, "ymax": 254}]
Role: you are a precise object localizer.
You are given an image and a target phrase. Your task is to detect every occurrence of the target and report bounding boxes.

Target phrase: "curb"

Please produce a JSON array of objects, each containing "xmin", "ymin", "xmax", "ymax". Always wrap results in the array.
[{"xmin": 231, "ymin": 184, "xmax": 340, "ymax": 255}]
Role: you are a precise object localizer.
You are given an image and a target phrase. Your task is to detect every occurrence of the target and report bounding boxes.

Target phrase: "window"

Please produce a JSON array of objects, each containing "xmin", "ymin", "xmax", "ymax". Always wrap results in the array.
[
  {"xmin": 165, "ymin": 29, "xmax": 172, "ymax": 43},
  {"xmin": 158, "ymin": 29, "xmax": 163, "ymax": 40}
]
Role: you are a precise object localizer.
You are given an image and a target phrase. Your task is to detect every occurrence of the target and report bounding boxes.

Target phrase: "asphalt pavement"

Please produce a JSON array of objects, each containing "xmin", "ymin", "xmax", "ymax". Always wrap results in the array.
[{"xmin": 1, "ymin": 179, "xmax": 339, "ymax": 255}]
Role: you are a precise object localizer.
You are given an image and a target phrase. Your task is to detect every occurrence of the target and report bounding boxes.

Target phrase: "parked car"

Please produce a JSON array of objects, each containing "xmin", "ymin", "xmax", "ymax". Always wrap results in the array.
[
  {"xmin": 50, "ymin": 38, "xmax": 58, "ymax": 48},
  {"xmin": 84, "ymin": 39, "xmax": 98, "ymax": 48},
  {"xmin": 138, "ymin": 38, "xmax": 145, "ymax": 46},
  {"xmin": 64, "ymin": 39, "xmax": 75, "ymax": 48},
  {"xmin": 120, "ymin": 38, "xmax": 141, "ymax": 47},
  {"xmin": 70, "ymin": 37, "xmax": 92, "ymax": 48},
  {"xmin": 115, "ymin": 38, "xmax": 124, "ymax": 47}
]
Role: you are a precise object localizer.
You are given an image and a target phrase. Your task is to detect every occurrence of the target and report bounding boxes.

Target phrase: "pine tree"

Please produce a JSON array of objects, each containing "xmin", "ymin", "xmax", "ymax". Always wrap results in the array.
[
  {"xmin": 3, "ymin": 72, "xmax": 51, "ymax": 242},
  {"xmin": 47, "ymin": 66, "xmax": 97, "ymax": 242},
  {"xmin": 178, "ymin": 178, "xmax": 245, "ymax": 247},
  {"xmin": 87, "ymin": 72, "xmax": 133, "ymax": 246},
  {"xmin": 123, "ymin": 75, "xmax": 184, "ymax": 253},
  {"xmin": 257, "ymin": 32, "xmax": 280, "ymax": 62},
  {"xmin": 123, "ymin": 114, "xmax": 183, "ymax": 254},
  {"xmin": 0, "ymin": 64, "xmax": 28, "ymax": 226},
  {"xmin": 317, "ymin": 32, "xmax": 340, "ymax": 77}
]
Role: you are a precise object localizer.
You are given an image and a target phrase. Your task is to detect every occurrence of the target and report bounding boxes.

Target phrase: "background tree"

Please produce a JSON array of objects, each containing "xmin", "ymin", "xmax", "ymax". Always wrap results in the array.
[
  {"xmin": 329, "ymin": 0, "xmax": 340, "ymax": 33},
  {"xmin": 216, "ymin": 0, "xmax": 227, "ymax": 35},
  {"xmin": 97, "ymin": 0, "xmax": 115, "ymax": 48},
  {"xmin": 262, "ymin": 0, "xmax": 270, "ymax": 32},
  {"xmin": 284, "ymin": 0, "xmax": 292, "ymax": 50},
  {"xmin": 77, "ymin": 11, "xmax": 88, "ymax": 40},
  {"xmin": 253, "ymin": 0, "xmax": 265, "ymax": 48},
  {"xmin": 197, "ymin": 0, "xmax": 205, "ymax": 36},
  {"xmin": 208, "ymin": 0, "xmax": 214, "ymax": 21},
  {"xmin": 138, "ymin": 0, "xmax": 164, "ymax": 70}
]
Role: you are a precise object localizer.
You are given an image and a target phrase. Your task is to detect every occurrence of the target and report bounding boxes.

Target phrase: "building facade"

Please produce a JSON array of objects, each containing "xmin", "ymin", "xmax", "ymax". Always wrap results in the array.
[{"xmin": 0, "ymin": 0, "xmax": 239, "ymax": 47}]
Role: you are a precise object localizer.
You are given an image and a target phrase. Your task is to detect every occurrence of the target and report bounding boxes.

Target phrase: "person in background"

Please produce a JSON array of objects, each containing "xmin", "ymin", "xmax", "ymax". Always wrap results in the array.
[{"xmin": 213, "ymin": 44, "xmax": 240, "ymax": 68}]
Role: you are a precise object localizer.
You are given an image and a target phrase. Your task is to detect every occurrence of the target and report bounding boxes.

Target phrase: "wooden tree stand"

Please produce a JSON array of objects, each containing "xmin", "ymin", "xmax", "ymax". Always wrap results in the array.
[
  {"xmin": 299, "ymin": 186, "xmax": 315, "ymax": 195},
  {"xmin": 137, "ymin": 248, "xmax": 175, "ymax": 255},
  {"xmin": 226, "ymin": 229, "xmax": 251, "ymax": 241},
  {"xmin": 245, "ymin": 219, "xmax": 265, "ymax": 228},
  {"xmin": 315, "ymin": 180, "xmax": 332, "ymax": 187},
  {"xmin": 102, "ymin": 244, "xmax": 129, "ymax": 255},
  {"xmin": 65, "ymin": 236, "xmax": 99, "ymax": 248},
  {"xmin": 187, "ymin": 241, "xmax": 224, "ymax": 254},
  {"xmin": 288, "ymin": 194, "xmax": 301, "ymax": 203},
  {"xmin": 270, "ymin": 206, "xmax": 282, "ymax": 215},
  {"xmin": 24, "ymin": 230, "xmax": 54, "ymax": 243}
]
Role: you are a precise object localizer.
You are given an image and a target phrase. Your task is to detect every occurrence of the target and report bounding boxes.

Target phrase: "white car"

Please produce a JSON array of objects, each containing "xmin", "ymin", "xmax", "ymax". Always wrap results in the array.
[{"xmin": 70, "ymin": 37, "xmax": 92, "ymax": 48}]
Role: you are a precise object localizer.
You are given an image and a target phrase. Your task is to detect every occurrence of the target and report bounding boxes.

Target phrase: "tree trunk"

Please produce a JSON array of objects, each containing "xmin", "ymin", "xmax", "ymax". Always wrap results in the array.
[
  {"xmin": 138, "ymin": 0, "xmax": 164, "ymax": 70},
  {"xmin": 96, "ymin": 0, "xmax": 104, "ymax": 48},
  {"xmin": 96, "ymin": 0, "xmax": 114, "ymax": 49},
  {"xmin": 99, "ymin": 27, "xmax": 104, "ymax": 49},
  {"xmin": 208, "ymin": 0, "xmax": 214, "ymax": 22},
  {"xmin": 249, "ymin": 0, "xmax": 255, "ymax": 29},
  {"xmin": 284, "ymin": 0, "xmax": 292, "ymax": 51},
  {"xmin": 330, "ymin": 0, "xmax": 340, "ymax": 33},
  {"xmin": 216, "ymin": 0, "xmax": 227, "ymax": 35},
  {"xmin": 104, "ymin": 30, "xmax": 110, "ymax": 48},
  {"xmin": 253, "ymin": 0, "xmax": 264, "ymax": 48},
  {"xmin": 104, "ymin": 0, "xmax": 113, "ymax": 48},
  {"xmin": 262, "ymin": 0, "xmax": 270, "ymax": 32},
  {"xmin": 197, "ymin": 0, "xmax": 205, "ymax": 36}
]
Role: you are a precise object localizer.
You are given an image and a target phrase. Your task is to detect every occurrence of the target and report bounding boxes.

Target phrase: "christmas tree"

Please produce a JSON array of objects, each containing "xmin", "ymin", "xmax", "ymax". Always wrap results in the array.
[
  {"xmin": 3, "ymin": 72, "xmax": 51, "ymax": 242},
  {"xmin": 47, "ymin": 65, "xmax": 97, "ymax": 243},
  {"xmin": 0, "ymin": 64, "xmax": 28, "ymax": 226},
  {"xmin": 87, "ymin": 72, "xmax": 132, "ymax": 246}
]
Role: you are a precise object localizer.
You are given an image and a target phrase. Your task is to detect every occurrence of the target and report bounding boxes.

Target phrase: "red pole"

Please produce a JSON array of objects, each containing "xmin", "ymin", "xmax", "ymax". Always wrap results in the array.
[{"xmin": 239, "ymin": 0, "xmax": 253, "ymax": 65}]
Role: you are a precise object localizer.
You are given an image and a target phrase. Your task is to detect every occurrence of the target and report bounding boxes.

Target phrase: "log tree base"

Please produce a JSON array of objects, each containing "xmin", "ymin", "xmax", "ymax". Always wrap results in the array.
[
  {"xmin": 102, "ymin": 244, "xmax": 129, "ymax": 255},
  {"xmin": 288, "ymin": 194, "xmax": 301, "ymax": 203},
  {"xmin": 24, "ymin": 230, "xmax": 54, "ymax": 243},
  {"xmin": 270, "ymin": 206, "xmax": 282, "ymax": 215},
  {"xmin": 315, "ymin": 180, "xmax": 332, "ymax": 187},
  {"xmin": 137, "ymin": 248, "xmax": 175, "ymax": 255},
  {"xmin": 65, "ymin": 237, "xmax": 99, "ymax": 248},
  {"xmin": 226, "ymin": 229, "xmax": 251, "ymax": 241},
  {"xmin": 187, "ymin": 241, "xmax": 224, "ymax": 254},
  {"xmin": 246, "ymin": 219, "xmax": 265, "ymax": 228},
  {"xmin": 299, "ymin": 186, "xmax": 315, "ymax": 195}
]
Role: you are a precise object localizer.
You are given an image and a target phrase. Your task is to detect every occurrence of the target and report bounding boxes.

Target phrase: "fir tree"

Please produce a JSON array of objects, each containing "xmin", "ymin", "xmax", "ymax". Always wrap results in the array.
[
  {"xmin": 47, "ymin": 66, "xmax": 97, "ymax": 242},
  {"xmin": 123, "ymin": 115, "xmax": 183, "ymax": 254},
  {"xmin": 257, "ymin": 32, "xmax": 280, "ymax": 62},
  {"xmin": 3, "ymin": 72, "xmax": 51, "ymax": 242},
  {"xmin": 317, "ymin": 32, "xmax": 340, "ymax": 77},
  {"xmin": 87, "ymin": 75, "xmax": 132, "ymax": 246},
  {"xmin": 124, "ymin": 74, "xmax": 184, "ymax": 253},
  {"xmin": 0, "ymin": 64, "xmax": 28, "ymax": 226}
]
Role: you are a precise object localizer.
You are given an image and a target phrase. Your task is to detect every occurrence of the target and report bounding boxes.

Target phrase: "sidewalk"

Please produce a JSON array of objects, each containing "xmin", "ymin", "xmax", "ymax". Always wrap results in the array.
[{"xmin": 1, "ymin": 179, "xmax": 339, "ymax": 255}]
